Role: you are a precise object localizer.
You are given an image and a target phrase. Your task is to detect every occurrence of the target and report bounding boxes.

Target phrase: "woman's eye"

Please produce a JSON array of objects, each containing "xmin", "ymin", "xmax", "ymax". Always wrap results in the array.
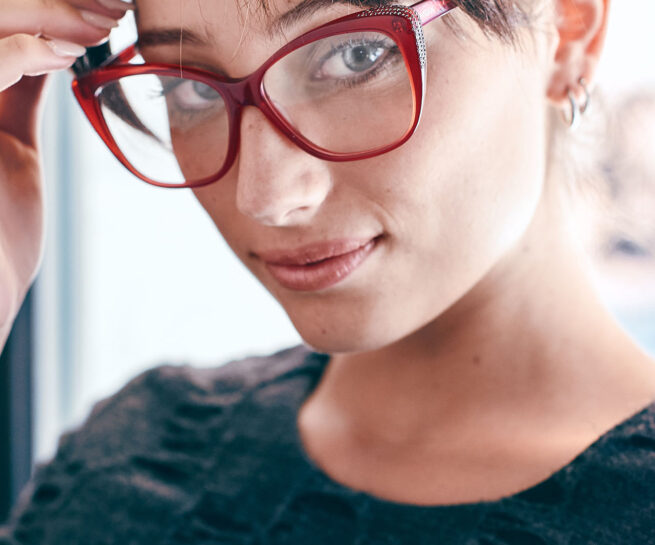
[
  {"xmin": 165, "ymin": 80, "xmax": 222, "ymax": 111},
  {"xmin": 342, "ymin": 43, "xmax": 386, "ymax": 73},
  {"xmin": 315, "ymin": 41, "xmax": 390, "ymax": 80}
]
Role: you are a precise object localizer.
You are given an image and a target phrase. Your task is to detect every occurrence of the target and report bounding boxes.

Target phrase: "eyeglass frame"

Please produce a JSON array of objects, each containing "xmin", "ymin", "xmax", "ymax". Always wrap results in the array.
[{"xmin": 71, "ymin": 0, "xmax": 458, "ymax": 188}]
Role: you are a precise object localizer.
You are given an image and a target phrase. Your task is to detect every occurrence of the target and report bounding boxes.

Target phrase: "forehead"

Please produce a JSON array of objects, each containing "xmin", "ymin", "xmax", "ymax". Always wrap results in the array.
[{"xmin": 134, "ymin": 0, "xmax": 397, "ymax": 41}]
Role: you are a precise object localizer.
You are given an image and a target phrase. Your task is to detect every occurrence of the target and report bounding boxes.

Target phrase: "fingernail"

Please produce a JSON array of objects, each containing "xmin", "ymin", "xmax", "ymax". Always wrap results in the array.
[
  {"xmin": 89, "ymin": 35, "xmax": 111, "ymax": 47},
  {"xmin": 80, "ymin": 10, "xmax": 120, "ymax": 29},
  {"xmin": 96, "ymin": 0, "xmax": 135, "ymax": 11},
  {"xmin": 45, "ymin": 39, "xmax": 87, "ymax": 58}
]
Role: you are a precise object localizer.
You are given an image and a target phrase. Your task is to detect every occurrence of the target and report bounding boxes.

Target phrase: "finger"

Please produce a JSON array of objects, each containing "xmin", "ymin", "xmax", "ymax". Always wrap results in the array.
[
  {"xmin": 0, "ymin": 0, "xmax": 121, "ymax": 46},
  {"xmin": 67, "ymin": 0, "xmax": 134, "ymax": 20},
  {"xmin": 0, "ymin": 35, "xmax": 83, "ymax": 91}
]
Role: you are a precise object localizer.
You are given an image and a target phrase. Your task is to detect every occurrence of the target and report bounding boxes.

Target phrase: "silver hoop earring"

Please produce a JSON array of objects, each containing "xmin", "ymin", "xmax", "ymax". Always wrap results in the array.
[
  {"xmin": 579, "ymin": 77, "xmax": 591, "ymax": 114},
  {"xmin": 563, "ymin": 89, "xmax": 581, "ymax": 131}
]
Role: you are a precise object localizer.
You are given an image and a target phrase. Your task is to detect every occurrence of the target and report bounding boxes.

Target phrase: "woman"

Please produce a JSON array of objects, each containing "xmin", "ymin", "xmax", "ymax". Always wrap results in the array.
[{"xmin": 1, "ymin": 0, "xmax": 655, "ymax": 542}]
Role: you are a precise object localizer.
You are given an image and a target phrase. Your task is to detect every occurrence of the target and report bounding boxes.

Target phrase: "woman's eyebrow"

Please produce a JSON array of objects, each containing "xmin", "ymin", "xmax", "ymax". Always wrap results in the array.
[
  {"xmin": 137, "ymin": 0, "xmax": 395, "ymax": 48},
  {"xmin": 270, "ymin": 0, "xmax": 395, "ymax": 37},
  {"xmin": 137, "ymin": 28, "xmax": 207, "ymax": 49}
]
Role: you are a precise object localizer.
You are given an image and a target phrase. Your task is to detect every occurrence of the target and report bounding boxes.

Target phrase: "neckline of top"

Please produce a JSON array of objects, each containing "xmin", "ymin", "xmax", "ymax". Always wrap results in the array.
[{"xmin": 288, "ymin": 348, "xmax": 655, "ymax": 511}]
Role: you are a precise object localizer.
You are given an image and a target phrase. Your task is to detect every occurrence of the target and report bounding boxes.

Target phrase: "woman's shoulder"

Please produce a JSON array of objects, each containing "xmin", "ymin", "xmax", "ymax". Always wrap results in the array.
[
  {"xmin": 121, "ymin": 343, "xmax": 317, "ymax": 401},
  {"xmin": 0, "ymin": 344, "xmax": 325, "ymax": 544},
  {"xmin": 471, "ymin": 400, "xmax": 655, "ymax": 544},
  {"xmin": 49, "ymin": 344, "xmax": 320, "ymax": 464}
]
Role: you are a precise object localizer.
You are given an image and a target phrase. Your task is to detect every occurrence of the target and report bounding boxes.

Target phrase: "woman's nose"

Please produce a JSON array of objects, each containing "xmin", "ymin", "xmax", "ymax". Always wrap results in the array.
[{"xmin": 235, "ymin": 107, "xmax": 332, "ymax": 227}]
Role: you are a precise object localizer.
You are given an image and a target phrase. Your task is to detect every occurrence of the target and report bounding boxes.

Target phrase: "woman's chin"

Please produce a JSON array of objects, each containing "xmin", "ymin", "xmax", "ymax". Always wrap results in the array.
[
  {"xmin": 299, "ymin": 336, "xmax": 368, "ymax": 355},
  {"xmin": 293, "ymin": 319, "xmax": 411, "ymax": 355}
]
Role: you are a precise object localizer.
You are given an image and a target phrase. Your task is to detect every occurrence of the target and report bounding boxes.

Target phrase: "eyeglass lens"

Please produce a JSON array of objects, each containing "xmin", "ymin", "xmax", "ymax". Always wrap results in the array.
[{"xmin": 97, "ymin": 30, "xmax": 415, "ymax": 186}]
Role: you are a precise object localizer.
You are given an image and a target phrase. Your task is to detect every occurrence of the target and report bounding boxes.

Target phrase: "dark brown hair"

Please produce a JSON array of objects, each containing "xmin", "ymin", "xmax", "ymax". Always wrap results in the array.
[{"xmin": 444, "ymin": 0, "xmax": 536, "ymax": 42}]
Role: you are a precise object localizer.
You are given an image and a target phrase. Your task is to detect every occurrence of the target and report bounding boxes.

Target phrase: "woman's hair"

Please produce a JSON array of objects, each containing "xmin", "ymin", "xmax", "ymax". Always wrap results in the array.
[
  {"xmin": 434, "ymin": 0, "xmax": 538, "ymax": 43},
  {"xmin": 247, "ymin": 1, "xmax": 540, "ymax": 44}
]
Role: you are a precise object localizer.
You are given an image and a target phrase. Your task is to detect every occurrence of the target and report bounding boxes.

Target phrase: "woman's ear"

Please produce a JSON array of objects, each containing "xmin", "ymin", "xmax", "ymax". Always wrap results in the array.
[{"xmin": 546, "ymin": 0, "xmax": 610, "ymax": 107}]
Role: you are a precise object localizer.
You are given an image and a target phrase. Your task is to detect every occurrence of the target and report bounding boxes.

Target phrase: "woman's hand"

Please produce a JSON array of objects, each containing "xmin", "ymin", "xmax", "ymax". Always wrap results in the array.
[{"xmin": 0, "ymin": 0, "xmax": 132, "ymax": 347}]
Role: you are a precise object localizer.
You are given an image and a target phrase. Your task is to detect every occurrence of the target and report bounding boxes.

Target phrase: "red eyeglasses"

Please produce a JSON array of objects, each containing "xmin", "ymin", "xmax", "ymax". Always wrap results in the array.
[{"xmin": 72, "ymin": 0, "xmax": 458, "ymax": 188}]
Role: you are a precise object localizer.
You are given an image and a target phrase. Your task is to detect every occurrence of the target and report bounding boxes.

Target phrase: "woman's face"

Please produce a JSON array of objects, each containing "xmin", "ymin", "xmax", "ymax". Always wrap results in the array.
[{"xmin": 136, "ymin": 0, "xmax": 555, "ymax": 353}]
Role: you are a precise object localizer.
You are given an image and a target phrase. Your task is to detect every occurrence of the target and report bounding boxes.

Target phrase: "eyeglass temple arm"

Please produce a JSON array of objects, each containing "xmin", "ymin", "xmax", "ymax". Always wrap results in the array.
[
  {"xmin": 412, "ymin": 0, "xmax": 458, "ymax": 25},
  {"xmin": 71, "ymin": 42, "xmax": 140, "ymax": 76}
]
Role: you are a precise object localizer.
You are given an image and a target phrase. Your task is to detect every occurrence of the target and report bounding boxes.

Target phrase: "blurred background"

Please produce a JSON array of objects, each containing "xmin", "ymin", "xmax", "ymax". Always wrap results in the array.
[{"xmin": 1, "ymin": 0, "xmax": 654, "ymax": 522}]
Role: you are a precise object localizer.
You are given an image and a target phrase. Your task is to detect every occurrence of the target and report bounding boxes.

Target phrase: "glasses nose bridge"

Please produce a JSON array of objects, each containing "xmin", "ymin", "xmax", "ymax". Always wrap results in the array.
[
  {"xmin": 228, "ymin": 73, "xmax": 288, "ymax": 147},
  {"xmin": 229, "ymin": 74, "xmax": 265, "ymax": 110}
]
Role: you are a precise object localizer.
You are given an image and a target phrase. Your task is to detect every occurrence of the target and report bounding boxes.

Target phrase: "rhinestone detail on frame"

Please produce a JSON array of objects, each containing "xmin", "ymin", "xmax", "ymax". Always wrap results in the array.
[{"xmin": 356, "ymin": 5, "xmax": 427, "ymax": 68}]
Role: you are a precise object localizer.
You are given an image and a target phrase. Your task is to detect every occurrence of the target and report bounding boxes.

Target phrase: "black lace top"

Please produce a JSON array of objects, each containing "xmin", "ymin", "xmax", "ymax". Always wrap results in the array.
[{"xmin": 2, "ymin": 345, "xmax": 655, "ymax": 544}]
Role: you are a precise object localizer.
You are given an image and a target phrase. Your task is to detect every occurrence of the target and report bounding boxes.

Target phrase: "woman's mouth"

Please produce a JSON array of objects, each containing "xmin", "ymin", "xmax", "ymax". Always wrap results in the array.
[{"xmin": 258, "ymin": 236, "xmax": 382, "ymax": 292}]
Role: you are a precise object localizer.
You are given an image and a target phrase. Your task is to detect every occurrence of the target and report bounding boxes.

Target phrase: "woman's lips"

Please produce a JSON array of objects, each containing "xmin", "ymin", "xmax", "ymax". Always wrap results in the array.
[{"xmin": 259, "ymin": 236, "xmax": 381, "ymax": 291}]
